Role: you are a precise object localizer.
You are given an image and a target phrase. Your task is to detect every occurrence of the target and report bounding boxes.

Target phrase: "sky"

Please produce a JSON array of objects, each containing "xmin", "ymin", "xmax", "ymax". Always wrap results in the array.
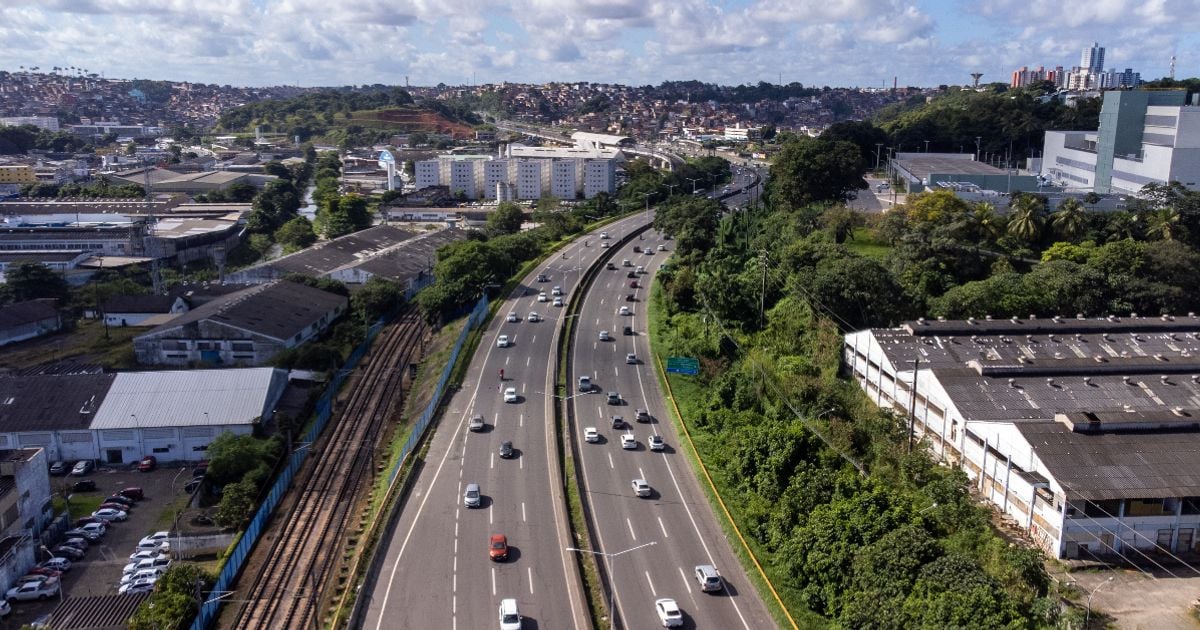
[{"xmin": 0, "ymin": 0, "xmax": 1197, "ymax": 88}]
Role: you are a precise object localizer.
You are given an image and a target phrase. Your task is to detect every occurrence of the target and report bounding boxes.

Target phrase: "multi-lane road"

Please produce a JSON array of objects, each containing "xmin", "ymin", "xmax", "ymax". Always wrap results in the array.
[
  {"xmin": 363, "ymin": 213, "xmax": 650, "ymax": 630},
  {"xmin": 568, "ymin": 232, "xmax": 775, "ymax": 629}
]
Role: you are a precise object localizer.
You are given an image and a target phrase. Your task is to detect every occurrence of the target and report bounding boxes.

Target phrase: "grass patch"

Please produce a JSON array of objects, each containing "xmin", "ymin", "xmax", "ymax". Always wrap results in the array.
[
  {"xmin": 843, "ymin": 227, "xmax": 892, "ymax": 259},
  {"xmin": 647, "ymin": 281, "xmax": 833, "ymax": 630},
  {"xmin": 155, "ymin": 494, "xmax": 193, "ymax": 529},
  {"xmin": 57, "ymin": 493, "xmax": 106, "ymax": 520}
]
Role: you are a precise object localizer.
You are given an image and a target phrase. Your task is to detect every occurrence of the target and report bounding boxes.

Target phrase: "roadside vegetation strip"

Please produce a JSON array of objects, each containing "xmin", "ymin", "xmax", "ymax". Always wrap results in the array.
[{"xmin": 647, "ymin": 282, "xmax": 806, "ymax": 630}]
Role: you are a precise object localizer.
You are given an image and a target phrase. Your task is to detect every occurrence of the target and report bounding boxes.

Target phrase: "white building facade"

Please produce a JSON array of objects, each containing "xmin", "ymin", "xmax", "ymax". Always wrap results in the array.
[{"xmin": 413, "ymin": 145, "xmax": 618, "ymax": 200}]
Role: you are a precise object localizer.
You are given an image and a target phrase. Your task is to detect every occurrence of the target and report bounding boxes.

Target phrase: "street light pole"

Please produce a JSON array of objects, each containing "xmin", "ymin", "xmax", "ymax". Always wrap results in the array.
[
  {"xmin": 566, "ymin": 541, "xmax": 657, "ymax": 629},
  {"xmin": 1085, "ymin": 576, "xmax": 1114, "ymax": 628}
]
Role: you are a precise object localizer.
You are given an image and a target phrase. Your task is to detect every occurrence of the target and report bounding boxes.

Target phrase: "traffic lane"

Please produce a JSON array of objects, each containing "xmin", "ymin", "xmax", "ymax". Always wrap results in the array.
[
  {"xmin": 367, "ymin": 220, "xmax": 631, "ymax": 629},
  {"xmin": 572, "ymin": 241, "xmax": 768, "ymax": 629}
]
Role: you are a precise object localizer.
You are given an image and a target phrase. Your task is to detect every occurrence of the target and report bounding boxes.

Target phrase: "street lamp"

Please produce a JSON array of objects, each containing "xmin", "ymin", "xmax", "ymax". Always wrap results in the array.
[
  {"xmin": 1084, "ymin": 576, "xmax": 1114, "ymax": 628},
  {"xmin": 924, "ymin": 139, "xmax": 930, "ymax": 153},
  {"xmin": 566, "ymin": 541, "xmax": 657, "ymax": 628},
  {"xmin": 686, "ymin": 177, "xmax": 701, "ymax": 194}
]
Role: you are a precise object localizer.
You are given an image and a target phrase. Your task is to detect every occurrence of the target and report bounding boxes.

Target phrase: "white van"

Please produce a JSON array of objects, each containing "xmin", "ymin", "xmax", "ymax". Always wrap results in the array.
[{"xmin": 499, "ymin": 598, "xmax": 522, "ymax": 630}]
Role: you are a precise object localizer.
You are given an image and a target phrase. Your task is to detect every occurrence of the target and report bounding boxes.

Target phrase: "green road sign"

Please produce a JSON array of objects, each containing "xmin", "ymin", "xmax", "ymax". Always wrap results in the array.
[{"xmin": 666, "ymin": 357, "xmax": 699, "ymax": 375}]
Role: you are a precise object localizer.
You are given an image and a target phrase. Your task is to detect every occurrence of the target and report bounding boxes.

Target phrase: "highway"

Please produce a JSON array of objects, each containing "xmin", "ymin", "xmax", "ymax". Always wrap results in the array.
[
  {"xmin": 362, "ymin": 213, "xmax": 650, "ymax": 630},
  {"xmin": 567, "ymin": 233, "xmax": 776, "ymax": 629}
]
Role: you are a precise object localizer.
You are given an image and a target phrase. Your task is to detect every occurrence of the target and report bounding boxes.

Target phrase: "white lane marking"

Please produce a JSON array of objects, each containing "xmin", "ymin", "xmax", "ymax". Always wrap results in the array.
[
  {"xmin": 607, "ymin": 452, "xmax": 614, "ymax": 469},
  {"xmin": 679, "ymin": 566, "xmax": 692, "ymax": 594},
  {"xmin": 490, "ymin": 453, "xmax": 494, "ymax": 469},
  {"xmin": 531, "ymin": 335, "xmax": 536, "ymax": 343},
  {"xmin": 626, "ymin": 517, "xmax": 637, "ymax": 540},
  {"xmin": 505, "ymin": 355, "xmax": 510, "ymax": 365},
  {"xmin": 658, "ymin": 517, "xmax": 669, "ymax": 539},
  {"xmin": 526, "ymin": 356, "xmax": 531, "ymax": 367},
  {"xmin": 522, "ymin": 502, "xmax": 527, "ymax": 522},
  {"xmin": 638, "ymin": 467, "xmax": 645, "ymax": 479},
  {"xmin": 489, "ymin": 504, "xmax": 494, "ymax": 525},
  {"xmin": 614, "ymin": 366, "xmax": 619, "ymax": 377},
  {"xmin": 491, "ymin": 567, "xmax": 497, "ymax": 596},
  {"xmin": 521, "ymin": 383, "xmax": 526, "ymax": 393},
  {"xmin": 519, "ymin": 452, "xmax": 524, "ymax": 469},
  {"xmin": 519, "ymin": 413, "xmax": 524, "ymax": 428},
  {"xmin": 375, "ymin": 304, "xmax": 509, "ymax": 630},
  {"xmin": 595, "ymin": 317, "xmax": 600, "ymax": 326},
  {"xmin": 593, "ymin": 342, "xmax": 597, "ymax": 351},
  {"xmin": 645, "ymin": 570, "xmax": 657, "ymax": 597},
  {"xmin": 528, "ymin": 567, "xmax": 535, "ymax": 594}
]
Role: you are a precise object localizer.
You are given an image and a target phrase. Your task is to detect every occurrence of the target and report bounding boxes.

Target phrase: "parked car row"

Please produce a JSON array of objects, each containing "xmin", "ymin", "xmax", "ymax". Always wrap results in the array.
[
  {"xmin": 119, "ymin": 530, "xmax": 173, "ymax": 595},
  {"xmin": 49, "ymin": 460, "xmax": 94, "ymax": 477}
]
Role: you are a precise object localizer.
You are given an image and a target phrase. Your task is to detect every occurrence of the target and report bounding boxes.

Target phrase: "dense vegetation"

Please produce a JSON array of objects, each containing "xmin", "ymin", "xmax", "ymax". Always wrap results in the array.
[
  {"xmin": 216, "ymin": 87, "xmax": 414, "ymax": 138},
  {"xmin": 0, "ymin": 124, "xmax": 93, "ymax": 154},
  {"xmin": 129, "ymin": 564, "xmax": 216, "ymax": 630}
]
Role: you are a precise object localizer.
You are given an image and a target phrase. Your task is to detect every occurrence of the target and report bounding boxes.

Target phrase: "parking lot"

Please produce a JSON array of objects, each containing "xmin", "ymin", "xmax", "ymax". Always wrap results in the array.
[{"xmin": 4, "ymin": 463, "xmax": 195, "ymax": 627}]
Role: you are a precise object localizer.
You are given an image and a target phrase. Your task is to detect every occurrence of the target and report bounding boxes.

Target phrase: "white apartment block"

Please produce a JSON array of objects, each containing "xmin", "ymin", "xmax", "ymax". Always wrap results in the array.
[
  {"xmin": 1042, "ymin": 90, "xmax": 1200, "ymax": 194},
  {"xmin": 846, "ymin": 316, "xmax": 1200, "ymax": 560},
  {"xmin": 414, "ymin": 146, "xmax": 617, "ymax": 200},
  {"xmin": 0, "ymin": 116, "xmax": 59, "ymax": 132}
]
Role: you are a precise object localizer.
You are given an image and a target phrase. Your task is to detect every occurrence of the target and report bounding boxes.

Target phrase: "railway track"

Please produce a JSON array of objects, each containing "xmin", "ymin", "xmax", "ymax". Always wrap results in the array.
[{"xmin": 231, "ymin": 308, "xmax": 427, "ymax": 630}]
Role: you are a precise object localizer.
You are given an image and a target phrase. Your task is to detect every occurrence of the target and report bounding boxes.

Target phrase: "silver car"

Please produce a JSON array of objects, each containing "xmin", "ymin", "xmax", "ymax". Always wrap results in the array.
[{"xmin": 463, "ymin": 483, "xmax": 481, "ymax": 508}]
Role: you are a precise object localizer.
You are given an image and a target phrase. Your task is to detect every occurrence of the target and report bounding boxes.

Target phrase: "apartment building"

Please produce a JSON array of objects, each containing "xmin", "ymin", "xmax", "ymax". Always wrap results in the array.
[
  {"xmin": 413, "ymin": 145, "xmax": 617, "ymax": 200},
  {"xmin": 1042, "ymin": 90, "xmax": 1200, "ymax": 194},
  {"xmin": 845, "ymin": 315, "xmax": 1200, "ymax": 560}
]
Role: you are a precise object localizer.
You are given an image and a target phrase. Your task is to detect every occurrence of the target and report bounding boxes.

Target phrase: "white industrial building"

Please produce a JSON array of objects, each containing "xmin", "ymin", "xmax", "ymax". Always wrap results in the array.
[
  {"xmin": 0, "ymin": 368, "xmax": 287, "ymax": 465},
  {"xmin": 1042, "ymin": 90, "xmax": 1200, "ymax": 194},
  {"xmin": 846, "ymin": 315, "xmax": 1200, "ymax": 560},
  {"xmin": 413, "ymin": 143, "xmax": 618, "ymax": 200}
]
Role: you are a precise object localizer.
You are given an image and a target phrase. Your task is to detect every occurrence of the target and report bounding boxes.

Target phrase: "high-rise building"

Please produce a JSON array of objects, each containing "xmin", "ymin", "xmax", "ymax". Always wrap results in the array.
[
  {"xmin": 1080, "ymin": 42, "xmax": 1105, "ymax": 74},
  {"xmin": 412, "ymin": 145, "xmax": 618, "ymax": 200}
]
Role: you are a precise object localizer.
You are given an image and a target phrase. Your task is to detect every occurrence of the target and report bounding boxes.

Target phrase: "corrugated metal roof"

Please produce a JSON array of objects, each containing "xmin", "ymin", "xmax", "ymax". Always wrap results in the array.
[
  {"xmin": 45, "ymin": 593, "xmax": 149, "ymax": 629},
  {"xmin": 91, "ymin": 368, "xmax": 279, "ymax": 429}
]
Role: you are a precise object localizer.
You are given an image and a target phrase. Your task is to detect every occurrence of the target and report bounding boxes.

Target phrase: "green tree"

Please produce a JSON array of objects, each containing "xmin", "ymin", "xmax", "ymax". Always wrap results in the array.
[
  {"xmin": 274, "ymin": 216, "xmax": 317, "ymax": 252},
  {"xmin": 214, "ymin": 477, "xmax": 259, "ymax": 527},
  {"xmin": 352, "ymin": 277, "xmax": 403, "ymax": 322},
  {"xmin": 128, "ymin": 592, "xmax": 196, "ymax": 630},
  {"xmin": 4, "ymin": 261, "xmax": 68, "ymax": 303},
  {"xmin": 486, "ymin": 202, "xmax": 524, "ymax": 236},
  {"xmin": 1144, "ymin": 207, "xmax": 1183, "ymax": 241},
  {"xmin": 1006, "ymin": 194, "xmax": 1044, "ymax": 242},
  {"xmin": 1050, "ymin": 197, "xmax": 1086, "ymax": 241},
  {"xmin": 205, "ymin": 433, "xmax": 278, "ymax": 487},
  {"xmin": 124, "ymin": 141, "xmax": 138, "ymax": 155},
  {"xmin": 768, "ymin": 136, "xmax": 867, "ymax": 208}
]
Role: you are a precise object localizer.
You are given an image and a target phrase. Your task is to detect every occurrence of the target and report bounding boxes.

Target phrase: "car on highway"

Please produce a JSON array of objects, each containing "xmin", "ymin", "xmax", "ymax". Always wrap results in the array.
[
  {"xmin": 71, "ymin": 460, "xmax": 93, "ymax": 476},
  {"xmin": 633, "ymin": 245, "xmax": 641, "ymax": 253},
  {"xmin": 499, "ymin": 441, "xmax": 514, "ymax": 459},
  {"xmin": 635, "ymin": 409, "xmax": 651, "ymax": 423},
  {"xmin": 598, "ymin": 330, "xmax": 610, "ymax": 341},
  {"xmin": 553, "ymin": 297, "xmax": 564, "ymax": 307},
  {"xmin": 552, "ymin": 286, "xmax": 562, "ymax": 296},
  {"xmin": 463, "ymin": 483, "xmax": 481, "ymax": 508},
  {"xmin": 503, "ymin": 387, "xmax": 518, "ymax": 403},
  {"xmin": 626, "ymin": 271, "xmax": 637, "ymax": 278},
  {"xmin": 622, "ymin": 259, "xmax": 631, "ymax": 267},
  {"xmin": 623, "ymin": 326, "xmax": 634, "ymax": 336},
  {"xmin": 527, "ymin": 312, "xmax": 539, "ymax": 322},
  {"xmin": 138, "ymin": 455, "xmax": 157, "ymax": 472},
  {"xmin": 695, "ymin": 564, "xmax": 724, "ymax": 592},
  {"xmin": 658, "ymin": 244, "xmax": 666, "ymax": 251},
  {"xmin": 507, "ymin": 312, "xmax": 520, "ymax": 323},
  {"xmin": 621, "ymin": 434, "xmax": 637, "ymax": 450},
  {"xmin": 655, "ymin": 598, "xmax": 683, "ymax": 627},
  {"xmin": 626, "ymin": 353, "xmax": 638, "ymax": 364},
  {"xmin": 537, "ymin": 292, "xmax": 548, "ymax": 302},
  {"xmin": 49, "ymin": 460, "xmax": 67, "ymax": 475},
  {"xmin": 636, "ymin": 265, "xmax": 645, "ymax": 274},
  {"xmin": 631, "ymin": 479, "xmax": 651, "ymax": 497},
  {"xmin": 497, "ymin": 334, "xmax": 510, "ymax": 348},
  {"xmin": 536, "ymin": 274, "xmax": 549, "ymax": 282},
  {"xmin": 469, "ymin": 415, "xmax": 485, "ymax": 432},
  {"xmin": 607, "ymin": 391, "xmax": 621, "ymax": 405},
  {"xmin": 629, "ymin": 280, "xmax": 639, "ymax": 289},
  {"xmin": 499, "ymin": 598, "xmax": 522, "ymax": 630},
  {"xmin": 600, "ymin": 232, "xmax": 609, "ymax": 239},
  {"xmin": 606, "ymin": 262, "xmax": 616, "ymax": 270},
  {"xmin": 649, "ymin": 435, "xmax": 665, "ymax": 451},
  {"xmin": 601, "ymin": 241, "xmax": 610, "ymax": 248},
  {"xmin": 6, "ymin": 577, "xmax": 59, "ymax": 601},
  {"xmin": 92, "ymin": 508, "xmax": 127, "ymax": 522},
  {"xmin": 618, "ymin": 306, "xmax": 631, "ymax": 316},
  {"xmin": 489, "ymin": 534, "xmax": 509, "ymax": 561},
  {"xmin": 584, "ymin": 427, "xmax": 599, "ymax": 443}
]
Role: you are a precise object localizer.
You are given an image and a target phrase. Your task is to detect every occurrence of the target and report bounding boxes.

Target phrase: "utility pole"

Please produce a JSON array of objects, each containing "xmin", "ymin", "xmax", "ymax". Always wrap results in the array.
[
  {"xmin": 758, "ymin": 250, "xmax": 768, "ymax": 330},
  {"xmin": 874, "ymin": 143, "xmax": 883, "ymax": 172},
  {"xmin": 907, "ymin": 358, "xmax": 920, "ymax": 453}
]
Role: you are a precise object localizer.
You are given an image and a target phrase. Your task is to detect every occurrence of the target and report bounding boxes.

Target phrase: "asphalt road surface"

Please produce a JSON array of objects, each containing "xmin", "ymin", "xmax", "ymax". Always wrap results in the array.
[
  {"xmin": 568, "ymin": 233, "xmax": 777, "ymax": 629},
  {"xmin": 362, "ymin": 213, "xmax": 651, "ymax": 630}
]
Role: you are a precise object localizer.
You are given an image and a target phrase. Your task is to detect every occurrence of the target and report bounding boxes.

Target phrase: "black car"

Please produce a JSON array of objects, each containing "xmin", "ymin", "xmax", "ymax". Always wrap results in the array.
[
  {"xmin": 633, "ymin": 245, "xmax": 642, "ymax": 253},
  {"xmin": 626, "ymin": 271, "xmax": 637, "ymax": 278},
  {"xmin": 499, "ymin": 441, "xmax": 514, "ymax": 459},
  {"xmin": 606, "ymin": 262, "xmax": 616, "ymax": 270},
  {"xmin": 536, "ymin": 274, "xmax": 549, "ymax": 282},
  {"xmin": 71, "ymin": 480, "xmax": 96, "ymax": 493},
  {"xmin": 51, "ymin": 545, "xmax": 84, "ymax": 560},
  {"xmin": 49, "ymin": 461, "xmax": 67, "ymax": 476},
  {"xmin": 623, "ymin": 326, "xmax": 634, "ymax": 336},
  {"xmin": 105, "ymin": 495, "xmax": 134, "ymax": 508}
]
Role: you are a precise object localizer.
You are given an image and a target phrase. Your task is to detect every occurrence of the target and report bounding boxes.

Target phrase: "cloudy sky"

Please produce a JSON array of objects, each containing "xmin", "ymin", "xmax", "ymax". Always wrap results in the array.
[{"xmin": 0, "ymin": 0, "xmax": 1195, "ymax": 88}]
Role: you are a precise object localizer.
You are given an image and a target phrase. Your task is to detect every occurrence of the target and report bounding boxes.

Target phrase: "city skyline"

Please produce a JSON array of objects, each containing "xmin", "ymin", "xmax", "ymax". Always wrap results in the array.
[{"xmin": 0, "ymin": 0, "xmax": 1195, "ymax": 88}]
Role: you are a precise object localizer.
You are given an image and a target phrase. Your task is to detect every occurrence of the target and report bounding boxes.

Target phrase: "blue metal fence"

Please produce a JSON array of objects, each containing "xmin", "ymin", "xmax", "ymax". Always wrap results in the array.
[{"xmin": 190, "ymin": 317, "xmax": 388, "ymax": 630}]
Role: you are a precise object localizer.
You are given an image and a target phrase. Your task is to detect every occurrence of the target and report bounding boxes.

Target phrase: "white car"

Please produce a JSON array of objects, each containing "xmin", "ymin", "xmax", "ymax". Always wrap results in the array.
[
  {"xmin": 655, "ymin": 598, "xmax": 683, "ymax": 627},
  {"xmin": 123, "ymin": 556, "xmax": 172, "ymax": 576},
  {"xmin": 552, "ymin": 286, "xmax": 562, "ymax": 296},
  {"xmin": 65, "ymin": 527, "xmax": 100, "ymax": 541},
  {"xmin": 598, "ymin": 330, "xmax": 610, "ymax": 341},
  {"xmin": 601, "ymin": 241, "xmax": 611, "ymax": 248},
  {"xmin": 527, "ymin": 312, "xmax": 539, "ymax": 322},
  {"xmin": 537, "ymin": 292, "xmax": 548, "ymax": 302},
  {"xmin": 499, "ymin": 597, "xmax": 521, "ymax": 630},
  {"xmin": 119, "ymin": 577, "xmax": 157, "ymax": 595},
  {"xmin": 40, "ymin": 557, "xmax": 72, "ymax": 572},
  {"xmin": 121, "ymin": 567, "xmax": 166, "ymax": 586},
  {"xmin": 600, "ymin": 232, "xmax": 609, "ymax": 240},
  {"xmin": 632, "ymin": 479, "xmax": 651, "ymax": 497},
  {"xmin": 553, "ymin": 297, "xmax": 564, "ymax": 307},
  {"xmin": 80, "ymin": 522, "xmax": 106, "ymax": 538},
  {"xmin": 506, "ymin": 312, "xmax": 520, "ymax": 323},
  {"xmin": 504, "ymin": 387, "xmax": 518, "ymax": 403},
  {"xmin": 619, "ymin": 306, "xmax": 631, "ymax": 316},
  {"xmin": 584, "ymin": 427, "xmax": 600, "ymax": 443},
  {"xmin": 6, "ymin": 577, "xmax": 58, "ymax": 601},
  {"xmin": 128, "ymin": 549, "xmax": 169, "ymax": 562},
  {"xmin": 469, "ymin": 414, "xmax": 485, "ymax": 432},
  {"xmin": 0, "ymin": 598, "xmax": 9, "ymax": 617},
  {"xmin": 626, "ymin": 353, "xmax": 638, "ymax": 364},
  {"xmin": 497, "ymin": 335, "xmax": 510, "ymax": 348},
  {"xmin": 139, "ymin": 531, "xmax": 171, "ymax": 548},
  {"xmin": 649, "ymin": 435, "xmax": 665, "ymax": 451},
  {"xmin": 92, "ymin": 508, "xmax": 127, "ymax": 521},
  {"xmin": 621, "ymin": 434, "xmax": 637, "ymax": 450}
]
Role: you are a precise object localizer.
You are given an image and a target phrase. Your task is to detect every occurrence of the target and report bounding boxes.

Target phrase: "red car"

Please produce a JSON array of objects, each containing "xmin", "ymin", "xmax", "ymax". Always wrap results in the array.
[
  {"xmin": 489, "ymin": 534, "xmax": 508, "ymax": 562},
  {"xmin": 99, "ymin": 502, "xmax": 130, "ymax": 512},
  {"xmin": 120, "ymin": 487, "xmax": 144, "ymax": 501},
  {"xmin": 138, "ymin": 456, "xmax": 156, "ymax": 472},
  {"xmin": 27, "ymin": 567, "xmax": 62, "ymax": 578}
]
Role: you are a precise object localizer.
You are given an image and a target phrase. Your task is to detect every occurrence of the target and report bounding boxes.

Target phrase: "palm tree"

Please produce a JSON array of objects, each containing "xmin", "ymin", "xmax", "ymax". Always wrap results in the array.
[
  {"xmin": 1145, "ymin": 207, "xmax": 1182, "ymax": 241},
  {"xmin": 1051, "ymin": 197, "xmax": 1086, "ymax": 241},
  {"xmin": 1007, "ymin": 194, "xmax": 1043, "ymax": 242},
  {"xmin": 973, "ymin": 202, "xmax": 1002, "ymax": 243}
]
